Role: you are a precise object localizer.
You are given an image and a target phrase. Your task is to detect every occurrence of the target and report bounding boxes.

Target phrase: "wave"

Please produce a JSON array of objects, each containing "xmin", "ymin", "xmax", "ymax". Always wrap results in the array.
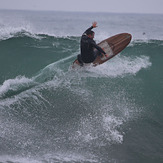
[
  {"xmin": 1, "ymin": 10, "xmax": 163, "ymax": 163},
  {"xmin": 1, "ymin": 24, "xmax": 163, "ymax": 42},
  {"xmin": 0, "ymin": 28, "xmax": 51, "ymax": 41},
  {"xmin": 0, "ymin": 152, "xmax": 98, "ymax": 163},
  {"xmin": 1, "ymin": 30, "xmax": 162, "ymax": 102},
  {"xmin": 84, "ymin": 55, "xmax": 151, "ymax": 78},
  {"xmin": 1, "ymin": 29, "xmax": 159, "ymax": 102},
  {"xmin": 0, "ymin": 25, "xmax": 160, "ymax": 157},
  {"xmin": 0, "ymin": 76, "xmax": 37, "ymax": 99},
  {"xmin": 0, "ymin": 25, "xmax": 81, "ymax": 41},
  {"xmin": 0, "ymin": 25, "xmax": 37, "ymax": 41},
  {"xmin": 0, "ymin": 51, "xmax": 152, "ymax": 100}
]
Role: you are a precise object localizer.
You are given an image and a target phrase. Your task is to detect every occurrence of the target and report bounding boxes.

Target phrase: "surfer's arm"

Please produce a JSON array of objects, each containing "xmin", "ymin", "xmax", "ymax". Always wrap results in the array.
[
  {"xmin": 91, "ymin": 41, "xmax": 106, "ymax": 55},
  {"xmin": 83, "ymin": 22, "xmax": 97, "ymax": 35},
  {"xmin": 83, "ymin": 26, "xmax": 94, "ymax": 35}
]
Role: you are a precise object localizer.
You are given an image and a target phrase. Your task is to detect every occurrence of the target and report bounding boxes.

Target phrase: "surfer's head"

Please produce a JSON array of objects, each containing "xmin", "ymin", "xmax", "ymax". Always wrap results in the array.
[{"xmin": 87, "ymin": 30, "xmax": 95, "ymax": 39}]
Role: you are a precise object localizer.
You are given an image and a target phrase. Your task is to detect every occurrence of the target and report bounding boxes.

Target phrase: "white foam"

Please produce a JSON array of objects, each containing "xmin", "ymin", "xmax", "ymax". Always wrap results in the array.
[
  {"xmin": 84, "ymin": 55, "xmax": 152, "ymax": 78},
  {"xmin": 0, "ymin": 23, "xmax": 43, "ymax": 40},
  {"xmin": 0, "ymin": 76, "xmax": 34, "ymax": 98},
  {"xmin": 73, "ymin": 111, "xmax": 124, "ymax": 147},
  {"xmin": 0, "ymin": 25, "xmax": 29, "ymax": 40},
  {"xmin": 102, "ymin": 115, "xmax": 123, "ymax": 143},
  {"xmin": 42, "ymin": 152, "xmax": 97, "ymax": 163},
  {"xmin": 0, "ymin": 155, "xmax": 41, "ymax": 163},
  {"xmin": 0, "ymin": 152, "xmax": 98, "ymax": 163}
]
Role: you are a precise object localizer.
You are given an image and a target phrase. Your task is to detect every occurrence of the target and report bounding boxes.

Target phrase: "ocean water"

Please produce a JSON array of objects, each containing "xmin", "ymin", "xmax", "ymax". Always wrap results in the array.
[{"xmin": 0, "ymin": 9, "xmax": 163, "ymax": 163}]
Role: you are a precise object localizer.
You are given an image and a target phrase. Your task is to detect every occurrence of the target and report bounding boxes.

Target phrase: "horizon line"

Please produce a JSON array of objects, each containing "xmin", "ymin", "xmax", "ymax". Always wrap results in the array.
[{"xmin": 0, "ymin": 8, "xmax": 163, "ymax": 15}]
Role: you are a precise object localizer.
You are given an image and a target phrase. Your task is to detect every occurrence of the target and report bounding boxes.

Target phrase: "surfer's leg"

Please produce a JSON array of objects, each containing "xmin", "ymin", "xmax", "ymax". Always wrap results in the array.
[{"xmin": 77, "ymin": 54, "xmax": 84, "ymax": 66}]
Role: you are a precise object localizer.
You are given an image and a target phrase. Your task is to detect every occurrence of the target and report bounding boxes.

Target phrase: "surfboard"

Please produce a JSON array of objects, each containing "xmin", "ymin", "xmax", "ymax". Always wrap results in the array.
[{"xmin": 72, "ymin": 33, "xmax": 132, "ymax": 67}]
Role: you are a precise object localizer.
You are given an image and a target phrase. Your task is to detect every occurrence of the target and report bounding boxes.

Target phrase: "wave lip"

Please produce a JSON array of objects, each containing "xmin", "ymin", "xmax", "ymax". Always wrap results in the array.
[
  {"xmin": 0, "ymin": 25, "xmax": 43, "ymax": 41},
  {"xmin": 0, "ymin": 76, "xmax": 35, "ymax": 99}
]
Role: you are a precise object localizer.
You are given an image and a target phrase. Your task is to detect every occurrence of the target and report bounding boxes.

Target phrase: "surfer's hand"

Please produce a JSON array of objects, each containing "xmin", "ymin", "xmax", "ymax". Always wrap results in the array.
[
  {"xmin": 105, "ymin": 54, "xmax": 109, "ymax": 58},
  {"xmin": 101, "ymin": 53, "xmax": 108, "ymax": 58},
  {"xmin": 101, "ymin": 53, "xmax": 107, "ymax": 61},
  {"xmin": 92, "ymin": 22, "xmax": 97, "ymax": 28}
]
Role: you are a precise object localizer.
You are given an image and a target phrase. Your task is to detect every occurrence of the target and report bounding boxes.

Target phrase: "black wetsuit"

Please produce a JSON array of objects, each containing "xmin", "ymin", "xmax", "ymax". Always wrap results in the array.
[{"xmin": 80, "ymin": 26, "xmax": 106, "ymax": 63}]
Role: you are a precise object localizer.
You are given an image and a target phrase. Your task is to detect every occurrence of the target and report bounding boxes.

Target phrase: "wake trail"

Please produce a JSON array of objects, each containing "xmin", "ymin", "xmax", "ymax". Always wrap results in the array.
[{"xmin": 0, "ymin": 53, "xmax": 77, "ymax": 101}]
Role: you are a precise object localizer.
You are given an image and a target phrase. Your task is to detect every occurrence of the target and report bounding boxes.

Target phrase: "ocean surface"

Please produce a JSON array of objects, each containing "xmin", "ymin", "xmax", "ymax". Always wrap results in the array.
[{"xmin": 0, "ymin": 10, "xmax": 163, "ymax": 163}]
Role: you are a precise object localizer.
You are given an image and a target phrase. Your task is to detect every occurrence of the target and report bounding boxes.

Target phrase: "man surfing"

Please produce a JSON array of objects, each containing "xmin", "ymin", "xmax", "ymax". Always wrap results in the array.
[{"xmin": 77, "ymin": 22, "xmax": 108, "ymax": 66}]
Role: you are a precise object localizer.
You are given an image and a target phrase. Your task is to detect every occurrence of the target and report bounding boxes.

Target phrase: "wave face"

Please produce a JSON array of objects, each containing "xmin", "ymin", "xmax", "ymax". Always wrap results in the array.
[{"xmin": 0, "ymin": 10, "xmax": 163, "ymax": 163}]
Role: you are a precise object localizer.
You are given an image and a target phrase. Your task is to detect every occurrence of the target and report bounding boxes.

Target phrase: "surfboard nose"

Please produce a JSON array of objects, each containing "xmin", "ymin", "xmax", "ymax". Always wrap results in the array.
[{"xmin": 126, "ymin": 33, "xmax": 132, "ymax": 40}]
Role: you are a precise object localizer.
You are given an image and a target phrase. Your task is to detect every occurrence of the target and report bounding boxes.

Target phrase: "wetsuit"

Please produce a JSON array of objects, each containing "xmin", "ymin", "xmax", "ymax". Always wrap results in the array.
[{"xmin": 80, "ymin": 26, "xmax": 106, "ymax": 63}]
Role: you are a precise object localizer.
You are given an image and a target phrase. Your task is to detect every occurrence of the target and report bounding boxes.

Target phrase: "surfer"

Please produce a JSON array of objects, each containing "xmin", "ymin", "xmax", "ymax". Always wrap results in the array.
[{"xmin": 78, "ymin": 22, "xmax": 108, "ymax": 65}]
